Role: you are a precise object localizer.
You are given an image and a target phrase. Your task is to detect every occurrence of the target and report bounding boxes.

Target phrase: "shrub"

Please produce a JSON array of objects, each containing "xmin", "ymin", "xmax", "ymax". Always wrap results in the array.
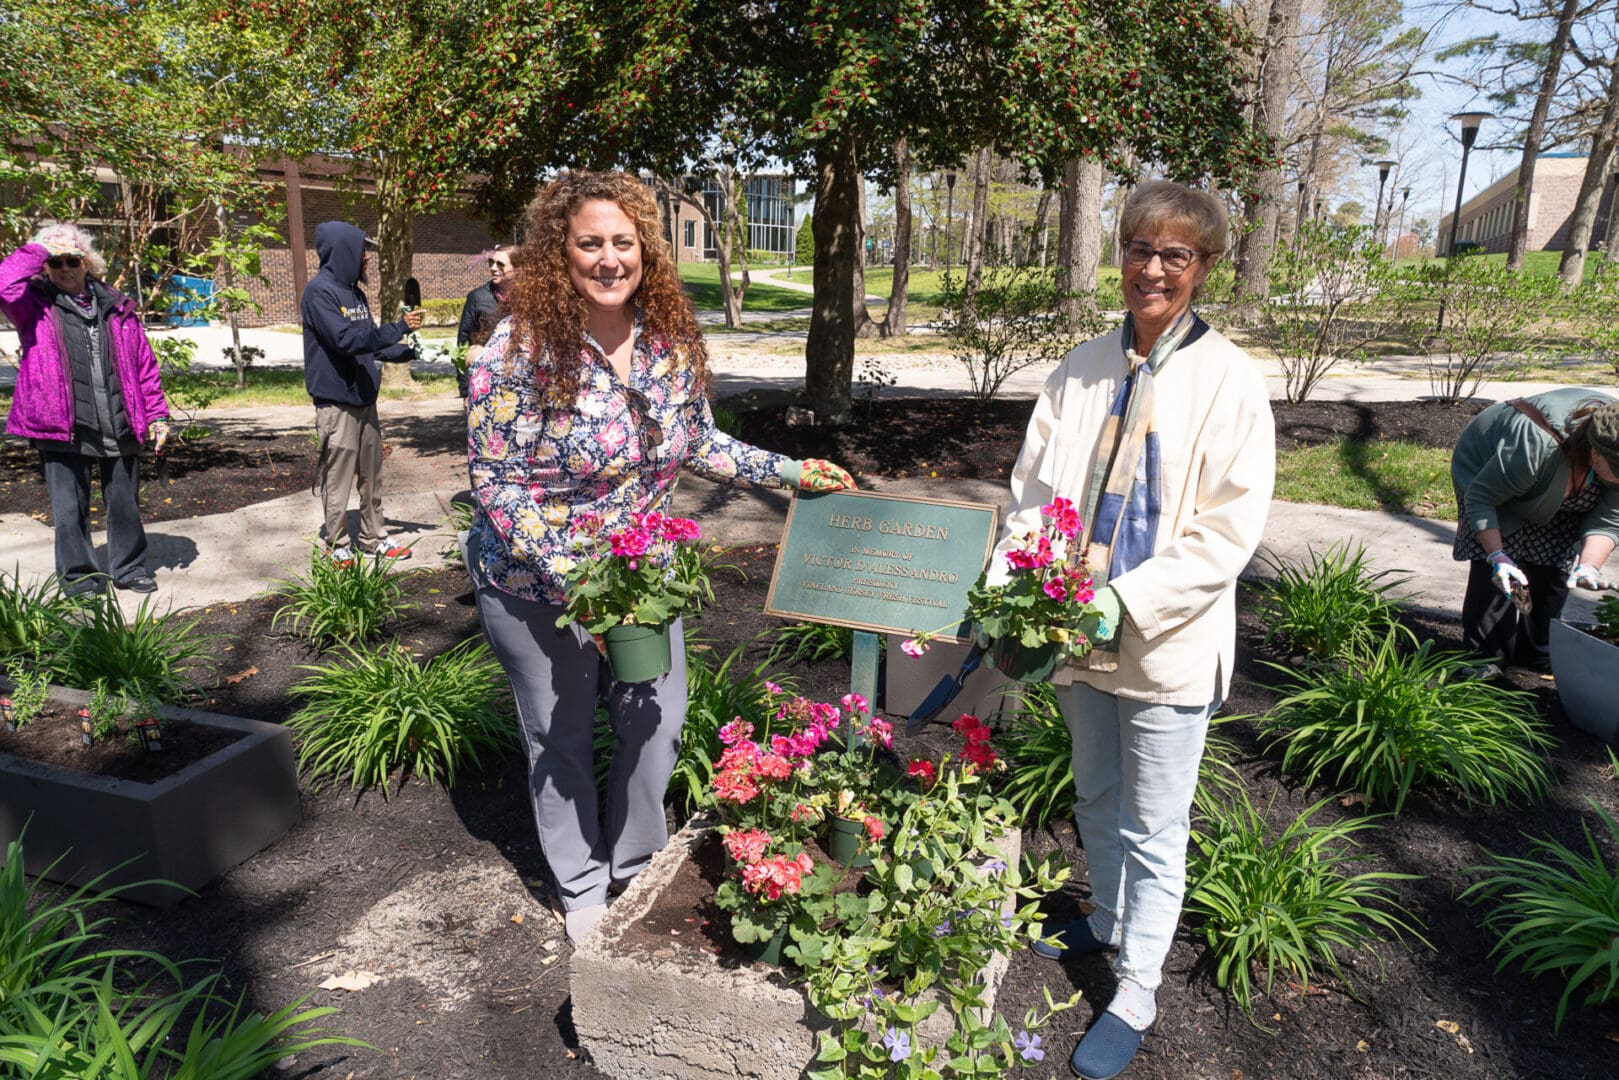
[
  {"xmin": 939, "ymin": 266, "xmax": 1097, "ymax": 403},
  {"xmin": 1253, "ymin": 543, "xmax": 1412, "ymax": 662},
  {"xmin": 53, "ymin": 593, "xmax": 214, "ymax": 702},
  {"xmin": 1462, "ymin": 800, "xmax": 1619, "ymax": 1029},
  {"xmin": 288, "ymin": 638, "xmax": 516, "ymax": 795},
  {"xmin": 1260, "ymin": 634, "xmax": 1554, "ymax": 813},
  {"xmin": 269, "ymin": 544, "xmax": 414, "ymax": 649},
  {"xmin": 1596, "ymin": 594, "xmax": 1619, "ymax": 639},
  {"xmin": 761, "ymin": 620, "xmax": 855, "ymax": 665},
  {"xmin": 1250, "ymin": 221, "xmax": 1404, "ymax": 403},
  {"xmin": 0, "ymin": 568, "xmax": 79, "ymax": 673},
  {"xmin": 1184, "ymin": 792, "xmax": 1424, "ymax": 1010},
  {"xmin": 1, "ymin": 668, "xmax": 50, "ymax": 728},
  {"xmin": 0, "ymin": 835, "xmax": 363, "ymax": 1077}
]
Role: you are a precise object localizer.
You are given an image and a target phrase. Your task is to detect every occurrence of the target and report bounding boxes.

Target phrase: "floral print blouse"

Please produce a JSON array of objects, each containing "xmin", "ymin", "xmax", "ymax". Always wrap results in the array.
[{"xmin": 466, "ymin": 316, "xmax": 791, "ymax": 604}]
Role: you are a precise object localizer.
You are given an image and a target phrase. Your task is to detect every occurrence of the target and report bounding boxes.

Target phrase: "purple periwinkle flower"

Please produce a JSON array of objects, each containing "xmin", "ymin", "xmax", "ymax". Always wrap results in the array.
[
  {"xmin": 1014, "ymin": 1030, "xmax": 1044, "ymax": 1062},
  {"xmin": 933, "ymin": 917, "xmax": 953, "ymax": 938},
  {"xmin": 883, "ymin": 1027, "xmax": 912, "ymax": 1062},
  {"xmin": 864, "ymin": 984, "xmax": 887, "ymax": 1010},
  {"xmin": 983, "ymin": 858, "xmax": 1007, "ymax": 876}
]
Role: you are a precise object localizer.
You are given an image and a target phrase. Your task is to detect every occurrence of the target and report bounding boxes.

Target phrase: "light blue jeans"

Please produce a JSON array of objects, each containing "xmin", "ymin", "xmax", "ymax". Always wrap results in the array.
[{"xmin": 1062, "ymin": 682, "xmax": 1214, "ymax": 991}]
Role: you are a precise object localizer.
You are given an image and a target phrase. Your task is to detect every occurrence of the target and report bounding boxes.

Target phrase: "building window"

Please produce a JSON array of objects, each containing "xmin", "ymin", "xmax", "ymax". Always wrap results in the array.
[{"xmin": 683, "ymin": 220, "xmax": 695, "ymax": 248}]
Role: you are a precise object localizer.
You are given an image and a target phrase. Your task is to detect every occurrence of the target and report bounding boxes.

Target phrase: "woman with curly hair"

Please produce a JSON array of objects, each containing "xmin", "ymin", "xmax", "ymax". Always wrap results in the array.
[
  {"xmin": 465, "ymin": 171, "xmax": 854, "ymax": 944},
  {"xmin": 0, "ymin": 223, "xmax": 169, "ymax": 595}
]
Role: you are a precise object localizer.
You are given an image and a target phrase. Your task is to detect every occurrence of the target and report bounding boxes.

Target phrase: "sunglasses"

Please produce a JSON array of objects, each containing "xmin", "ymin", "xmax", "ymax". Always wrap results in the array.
[
  {"xmin": 46, "ymin": 255, "xmax": 83, "ymax": 270},
  {"xmin": 622, "ymin": 386, "xmax": 665, "ymax": 455}
]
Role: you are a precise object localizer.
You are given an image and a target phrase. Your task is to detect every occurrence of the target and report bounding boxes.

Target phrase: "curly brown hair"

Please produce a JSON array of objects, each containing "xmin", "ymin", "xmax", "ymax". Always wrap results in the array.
[{"xmin": 507, "ymin": 171, "xmax": 708, "ymax": 406}]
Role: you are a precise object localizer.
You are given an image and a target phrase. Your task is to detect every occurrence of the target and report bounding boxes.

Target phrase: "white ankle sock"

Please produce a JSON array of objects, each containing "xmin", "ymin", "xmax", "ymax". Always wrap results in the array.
[{"xmin": 1106, "ymin": 978, "xmax": 1157, "ymax": 1031}]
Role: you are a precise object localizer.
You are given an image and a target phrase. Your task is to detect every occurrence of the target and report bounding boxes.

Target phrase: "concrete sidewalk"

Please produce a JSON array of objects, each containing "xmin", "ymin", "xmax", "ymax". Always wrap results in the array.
[{"xmin": 0, "ymin": 374, "xmax": 1605, "ymax": 624}]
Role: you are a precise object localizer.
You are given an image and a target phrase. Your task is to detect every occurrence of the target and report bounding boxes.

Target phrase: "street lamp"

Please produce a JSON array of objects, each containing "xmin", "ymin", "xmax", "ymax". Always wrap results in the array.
[
  {"xmin": 944, "ymin": 170, "xmax": 958, "ymax": 279},
  {"xmin": 1295, "ymin": 178, "xmax": 1308, "ymax": 243},
  {"xmin": 1372, "ymin": 159, "xmax": 1398, "ymax": 250},
  {"xmin": 1394, "ymin": 185, "xmax": 1411, "ymax": 260},
  {"xmin": 1438, "ymin": 111, "xmax": 1492, "ymax": 330}
]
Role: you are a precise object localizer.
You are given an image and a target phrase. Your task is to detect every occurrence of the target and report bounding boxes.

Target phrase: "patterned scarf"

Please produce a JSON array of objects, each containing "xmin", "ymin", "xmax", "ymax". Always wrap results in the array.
[{"xmin": 1079, "ymin": 309, "xmax": 1197, "ymax": 662}]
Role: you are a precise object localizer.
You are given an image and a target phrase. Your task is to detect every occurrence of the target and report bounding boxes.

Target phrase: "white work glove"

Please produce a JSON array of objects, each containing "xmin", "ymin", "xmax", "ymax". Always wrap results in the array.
[
  {"xmin": 1488, "ymin": 551, "xmax": 1529, "ymax": 597},
  {"xmin": 1566, "ymin": 563, "xmax": 1612, "ymax": 591}
]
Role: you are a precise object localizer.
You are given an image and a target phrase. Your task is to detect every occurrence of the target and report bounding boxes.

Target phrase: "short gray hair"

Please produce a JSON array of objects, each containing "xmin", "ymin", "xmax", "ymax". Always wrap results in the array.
[
  {"xmin": 31, "ymin": 222, "xmax": 108, "ymax": 279},
  {"xmin": 1118, "ymin": 181, "xmax": 1228, "ymax": 259}
]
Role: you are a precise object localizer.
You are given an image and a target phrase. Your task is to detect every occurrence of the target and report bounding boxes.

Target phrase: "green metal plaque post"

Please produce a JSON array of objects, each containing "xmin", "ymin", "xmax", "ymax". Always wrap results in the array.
[{"xmin": 849, "ymin": 630, "xmax": 880, "ymax": 750}]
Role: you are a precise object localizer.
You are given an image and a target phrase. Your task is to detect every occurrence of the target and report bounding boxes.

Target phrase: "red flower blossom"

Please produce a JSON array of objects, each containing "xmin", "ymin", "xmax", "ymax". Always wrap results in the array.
[{"xmin": 907, "ymin": 759, "xmax": 938, "ymax": 785}]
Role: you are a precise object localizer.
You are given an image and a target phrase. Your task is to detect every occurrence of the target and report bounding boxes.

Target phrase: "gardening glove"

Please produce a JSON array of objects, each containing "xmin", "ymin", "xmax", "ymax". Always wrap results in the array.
[
  {"xmin": 1567, "ymin": 563, "xmax": 1612, "ymax": 591},
  {"xmin": 1487, "ymin": 551, "xmax": 1529, "ymax": 597},
  {"xmin": 784, "ymin": 458, "xmax": 856, "ymax": 492},
  {"xmin": 149, "ymin": 420, "xmax": 170, "ymax": 454},
  {"xmin": 1078, "ymin": 585, "xmax": 1123, "ymax": 646}
]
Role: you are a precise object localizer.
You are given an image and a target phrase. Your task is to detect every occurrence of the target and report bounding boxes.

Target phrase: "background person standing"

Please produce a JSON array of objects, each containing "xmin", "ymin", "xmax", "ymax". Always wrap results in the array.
[
  {"xmin": 455, "ymin": 245, "xmax": 519, "ymax": 398},
  {"xmin": 0, "ymin": 224, "xmax": 169, "ymax": 595},
  {"xmin": 300, "ymin": 221, "xmax": 424, "ymax": 563}
]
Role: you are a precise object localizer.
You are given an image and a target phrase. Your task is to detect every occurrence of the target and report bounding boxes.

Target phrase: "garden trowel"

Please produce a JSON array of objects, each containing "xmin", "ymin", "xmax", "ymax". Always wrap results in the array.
[{"xmin": 905, "ymin": 643, "xmax": 985, "ymax": 733}]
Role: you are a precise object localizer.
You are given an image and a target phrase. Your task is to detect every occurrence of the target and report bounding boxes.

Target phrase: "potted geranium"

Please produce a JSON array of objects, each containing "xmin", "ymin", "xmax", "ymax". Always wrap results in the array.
[
  {"xmin": 557, "ymin": 510, "xmax": 708, "ymax": 682},
  {"xmin": 905, "ymin": 497, "xmax": 1101, "ymax": 683}
]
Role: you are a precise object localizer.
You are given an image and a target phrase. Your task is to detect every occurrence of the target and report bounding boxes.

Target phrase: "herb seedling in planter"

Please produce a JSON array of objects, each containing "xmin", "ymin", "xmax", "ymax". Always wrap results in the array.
[
  {"xmin": 80, "ymin": 680, "xmax": 124, "ymax": 745},
  {"xmin": 1, "ymin": 670, "xmax": 49, "ymax": 732}
]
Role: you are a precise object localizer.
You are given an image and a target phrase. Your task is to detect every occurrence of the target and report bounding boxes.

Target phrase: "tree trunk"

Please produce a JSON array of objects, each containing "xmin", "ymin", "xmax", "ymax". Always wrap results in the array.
[
  {"xmin": 805, "ymin": 135, "xmax": 861, "ymax": 424},
  {"xmin": 1235, "ymin": 0, "xmax": 1304, "ymax": 302},
  {"xmin": 374, "ymin": 154, "xmax": 415, "ymax": 390},
  {"xmin": 1559, "ymin": 61, "xmax": 1619, "ymax": 286},
  {"xmin": 1031, "ymin": 188, "xmax": 1053, "ymax": 268},
  {"xmin": 1055, "ymin": 156, "xmax": 1103, "ymax": 319},
  {"xmin": 853, "ymin": 155, "xmax": 880, "ymax": 338},
  {"xmin": 964, "ymin": 147, "xmax": 991, "ymax": 302},
  {"xmin": 880, "ymin": 138, "xmax": 912, "ymax": 338},
  {"xmin": 1508, "ymin": 0, "xmax": 1582, "ymax": 269}
]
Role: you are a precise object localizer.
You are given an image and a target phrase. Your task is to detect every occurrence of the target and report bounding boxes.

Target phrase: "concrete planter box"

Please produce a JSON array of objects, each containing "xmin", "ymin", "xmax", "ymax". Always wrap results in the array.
[
  {"xmin": 1550, "ymin": 619, "xmax": 1619, "ymax": 744},
  {"xmin": 0, "ymin": 685, "xmax": 299, "ymax": 906},
  {"xmin": 572, "ymin": 818, "xmax": 1021, "ymax": 1080}
]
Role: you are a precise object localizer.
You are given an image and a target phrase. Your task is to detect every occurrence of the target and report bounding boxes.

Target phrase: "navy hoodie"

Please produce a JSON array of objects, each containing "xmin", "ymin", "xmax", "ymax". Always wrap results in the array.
[{"xmin": 301, "ymin": 222, "xmax": 411, "ymax": 406}]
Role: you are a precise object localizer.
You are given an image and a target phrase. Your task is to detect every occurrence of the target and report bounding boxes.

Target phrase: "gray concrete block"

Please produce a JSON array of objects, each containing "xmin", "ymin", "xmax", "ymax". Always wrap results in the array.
[
  {"xmin": 572, "ymin": 819, "xmax": 1022, "ymax": 1079},
  {"xmin": 0, "ymin": 686, "xmax": 300, "ymax": 906}
]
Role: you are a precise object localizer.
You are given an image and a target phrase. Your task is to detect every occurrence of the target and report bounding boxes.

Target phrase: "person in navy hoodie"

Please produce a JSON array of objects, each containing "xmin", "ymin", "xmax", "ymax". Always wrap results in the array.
[
  {"xmin": 300, "ymin": 222, "xmax": 423, "ymax": 563},
  {"xmin": 0, "ymin": 223, "xmax": 170, "ymax": 596}
]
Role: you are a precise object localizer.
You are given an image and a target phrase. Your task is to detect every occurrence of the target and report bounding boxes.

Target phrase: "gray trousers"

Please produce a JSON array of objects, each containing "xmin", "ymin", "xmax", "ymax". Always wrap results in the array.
[
  {"xmin": 315, "ymin": 402, "xmax": 384, "ymax": 550},
  {"xmin": 40, "ymin": 448, "xmax": 147, "ymax": 594},
  {"xmin": 474, "ymin": 579, "xmax": 687, "ymax": 911}
]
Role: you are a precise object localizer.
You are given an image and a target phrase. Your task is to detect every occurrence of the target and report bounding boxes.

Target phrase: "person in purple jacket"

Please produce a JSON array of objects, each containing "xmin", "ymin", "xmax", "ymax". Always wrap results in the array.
[{"xmin": 0, "ymin": 224, "xmax": 170, "ymax": 595}]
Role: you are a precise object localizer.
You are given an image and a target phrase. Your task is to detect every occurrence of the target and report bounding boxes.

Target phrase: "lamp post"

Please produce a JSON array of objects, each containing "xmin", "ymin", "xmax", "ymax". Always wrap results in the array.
[
  {"xmin": 1438, "ymin": 111, "xmax": 1492, "ymax": 330},
  {"xmin": 1372, "ymin": 159, "xmax": 1398, "ymax": 251},
  {"xmin": 1295, "ymin": 178, "xmax": 1308, "ymax": 244},
  {"xmin": 1393, "ymin": 185, "xmax": 1411, "ymax": 260},
  {"xmin": 944, "ymin": 170, "xmax": 958, "ymax": 279}
]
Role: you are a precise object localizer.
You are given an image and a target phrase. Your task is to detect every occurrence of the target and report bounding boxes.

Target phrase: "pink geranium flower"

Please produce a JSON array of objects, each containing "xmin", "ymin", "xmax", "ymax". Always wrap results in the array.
[
  {"xmin": 900, "ymin": 638, "xmax": 929, "ymax": 657},
  {"xmin": 1043, "ymin": 578, "xmax": 1067, "ymax": 602}
]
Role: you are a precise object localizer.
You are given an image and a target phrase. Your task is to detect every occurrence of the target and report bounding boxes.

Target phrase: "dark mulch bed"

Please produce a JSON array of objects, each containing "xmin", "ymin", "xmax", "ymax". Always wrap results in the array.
[
  {"xmin": 31, "ymin": 396, "xmax": 1615, "ymax": 1078},
  {"xmin": 0, "ymin": 426, "xmax": 320, "ymax": 525},
  {"xmin": 0, "ymin": 700, "xmax": 243, "ymax": 782}
]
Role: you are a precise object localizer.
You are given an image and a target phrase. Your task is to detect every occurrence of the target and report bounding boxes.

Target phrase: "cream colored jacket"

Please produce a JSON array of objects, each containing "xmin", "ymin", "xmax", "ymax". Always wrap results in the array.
[{"xmin": 993, "ymin": 323, "xmax": 1275, "ymax": 706}]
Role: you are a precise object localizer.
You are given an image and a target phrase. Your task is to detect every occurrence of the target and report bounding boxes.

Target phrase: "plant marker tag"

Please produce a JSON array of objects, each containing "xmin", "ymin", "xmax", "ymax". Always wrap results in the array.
[
  {"xmin": 136, "ymin": 716, "xmax": 163, "ymax": 753},
  {"xmin": 1, "ymin": 697, "xmax": 13, "ymax": 732},
  {"xmin": 78, "ymin": 707, "xmax": 93, "ymax": 746}
]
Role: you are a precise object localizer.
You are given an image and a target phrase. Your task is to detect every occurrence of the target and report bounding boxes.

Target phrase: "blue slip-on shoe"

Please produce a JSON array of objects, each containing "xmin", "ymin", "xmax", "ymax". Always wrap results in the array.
[
  {"xmin": 1069, "ymin": 1012, "xmax": 1146, "ymax": 1079},
  {"xmin": 1031, "ymin": 916, "xmax": 1110, "ymax": 960}
]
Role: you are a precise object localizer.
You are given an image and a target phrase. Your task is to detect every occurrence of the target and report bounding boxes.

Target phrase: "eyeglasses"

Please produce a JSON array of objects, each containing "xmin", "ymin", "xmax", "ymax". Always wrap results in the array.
[
  {"xmin": 46, "ymin": 256, "xmax": 83, "ymax": 270},
  {"xmin": 1121, "ymin": 241, "xmax": 1204, "ymax": 274},
  {"xmin": 622, "ymin": 386, "xmax": 664, "ymax": 455}
]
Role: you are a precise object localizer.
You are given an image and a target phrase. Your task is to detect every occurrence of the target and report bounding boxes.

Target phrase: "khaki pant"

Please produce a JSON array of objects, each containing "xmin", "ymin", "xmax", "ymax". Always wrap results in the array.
[{"xmin": 315, "ymin": 402, "xmax": 384, "ymax": 550}]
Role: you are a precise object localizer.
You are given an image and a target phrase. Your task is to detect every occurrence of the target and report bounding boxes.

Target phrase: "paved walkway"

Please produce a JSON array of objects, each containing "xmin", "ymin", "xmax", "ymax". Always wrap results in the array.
[{"xmin": 0, "ymin": 312, "xmax": 1611, "ymax": 621}]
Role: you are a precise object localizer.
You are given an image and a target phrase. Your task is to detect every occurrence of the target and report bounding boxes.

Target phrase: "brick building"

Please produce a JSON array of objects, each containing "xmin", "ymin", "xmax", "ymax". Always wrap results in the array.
[
  {"xmin": 236, "ymin": 158, "xmax": 508, "ymax": 327},
  {"xmin": 1438, "ymin": 153, "xmax": 1615, "ymax": 257}
]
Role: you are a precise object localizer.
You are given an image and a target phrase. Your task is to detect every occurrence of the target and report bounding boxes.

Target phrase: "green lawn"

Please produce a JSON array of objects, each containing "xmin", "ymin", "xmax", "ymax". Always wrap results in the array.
[
  {"xmin": 1275, "ymin": 440, "xmax": 1456, "ymax": 520},
  {"xmin": 676, "ymin": 263, "xmax": 813, "ymax": 313},
  {"xmin": 1398, "ymin": 250, "xmax": 1605, "ymax": 285},
  {"xmin": 0, "ymin": 368, "xmax": 460, "ymax": 412},
  {"xmin": 776, "ymin": 265, "xmax": 1124, "ymax": 307}
]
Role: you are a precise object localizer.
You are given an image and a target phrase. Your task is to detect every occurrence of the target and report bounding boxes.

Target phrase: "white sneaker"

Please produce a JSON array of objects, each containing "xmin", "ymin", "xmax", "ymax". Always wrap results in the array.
[
  {"xmin": 368, "ymin": 536, "xmax": 413, "ymax": 560},
  {"xmin": 328, "ymin": 545, "xmax": 356, "ymax": 568}
]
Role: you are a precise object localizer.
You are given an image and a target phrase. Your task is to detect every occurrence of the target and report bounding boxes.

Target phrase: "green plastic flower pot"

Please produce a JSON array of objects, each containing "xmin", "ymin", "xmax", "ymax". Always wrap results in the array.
[
  {"xmin": 603, "ymin": 622, "xmax": 673, "ymax": 684},
  {"xmin": 991, "ymin": 636, "xmax": 1066, "ymax": 683},
  {"xmin": 742, "ymin": 923, "xmax": 789, "ymax": 966},
  {"xmin": 826, "ymin": 815, "xmax": 873, "ymax": 868}
]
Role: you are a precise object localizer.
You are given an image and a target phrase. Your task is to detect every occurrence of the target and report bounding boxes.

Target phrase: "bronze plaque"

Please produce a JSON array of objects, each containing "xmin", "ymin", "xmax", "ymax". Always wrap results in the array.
[{"xmin": 764, "ymin": 490, "xmax": 999, "ymax": 642}]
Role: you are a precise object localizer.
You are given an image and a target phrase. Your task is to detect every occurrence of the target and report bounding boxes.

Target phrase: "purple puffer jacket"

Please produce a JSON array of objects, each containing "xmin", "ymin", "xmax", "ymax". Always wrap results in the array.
[{"xmin": 0, "ymin": 243, "xmax": 169, "ymax": 445}]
